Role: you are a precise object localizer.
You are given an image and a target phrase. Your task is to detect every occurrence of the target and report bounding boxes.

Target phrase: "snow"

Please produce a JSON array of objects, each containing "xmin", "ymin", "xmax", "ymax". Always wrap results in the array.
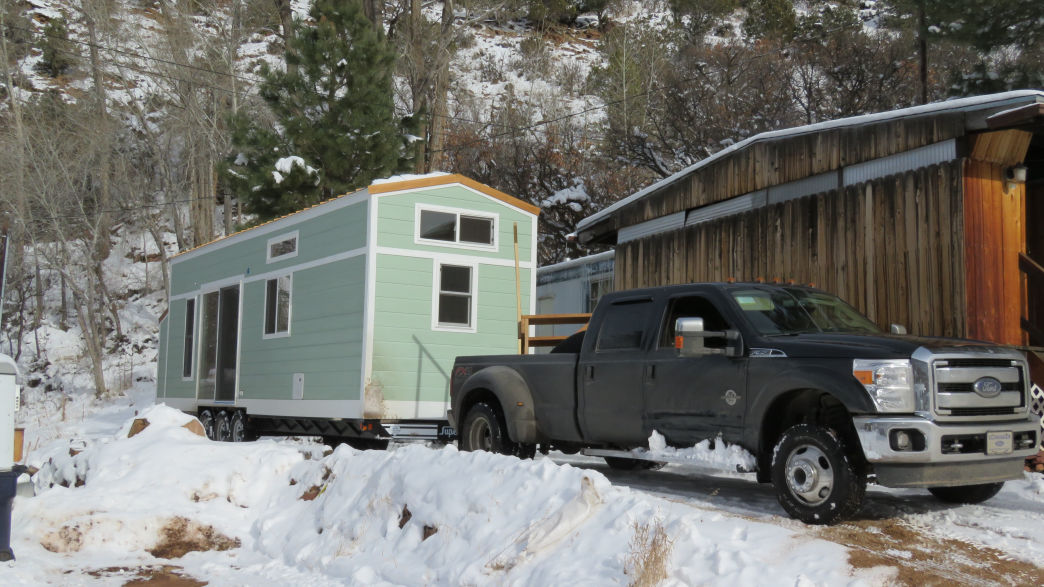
[
  {"xmin": 370, "ymin": 172, "xmax": 450, "ymax": 185},
  {"xmin": 3, "ymin": 405, "xmax": 898, "ymax": 586}
]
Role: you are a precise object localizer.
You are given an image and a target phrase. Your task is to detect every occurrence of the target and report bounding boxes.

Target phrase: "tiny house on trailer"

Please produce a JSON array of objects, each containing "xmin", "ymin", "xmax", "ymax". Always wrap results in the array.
[{"xmin": 156, "ymin": 174, "xmax": 539, "ymax": 443}]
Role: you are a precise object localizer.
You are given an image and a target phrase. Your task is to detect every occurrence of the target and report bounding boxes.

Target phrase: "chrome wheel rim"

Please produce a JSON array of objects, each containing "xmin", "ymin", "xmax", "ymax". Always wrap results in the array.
[{"xmin": 784, "ymin": 444, "xmax": 833, "ymax": 506}]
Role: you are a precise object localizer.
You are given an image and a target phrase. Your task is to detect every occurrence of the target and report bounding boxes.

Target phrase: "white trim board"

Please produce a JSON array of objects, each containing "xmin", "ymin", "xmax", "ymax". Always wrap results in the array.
[
  {"xmin": 375, "ymin": 246, "xmax": 534, "ymax": 269},
  {"xmin": 383, "ymin": 400, "xmax": 450, "ymax": 420}
]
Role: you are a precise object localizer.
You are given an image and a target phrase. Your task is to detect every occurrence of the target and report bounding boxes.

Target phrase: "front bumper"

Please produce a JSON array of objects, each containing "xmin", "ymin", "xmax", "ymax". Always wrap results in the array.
[
  {"xmin": 854, "ymin": 415, "xmax": 1039, "ymax": 463},
  {"xmin": 853, "ymin": 415, "xmax": 1039, "ymax": 487}
]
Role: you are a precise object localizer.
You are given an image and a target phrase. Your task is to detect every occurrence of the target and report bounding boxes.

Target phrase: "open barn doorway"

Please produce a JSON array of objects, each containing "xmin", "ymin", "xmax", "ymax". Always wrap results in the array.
[{"xmin": 1023, "ymin": 132, "xmax": 1044, "ymax": 386}]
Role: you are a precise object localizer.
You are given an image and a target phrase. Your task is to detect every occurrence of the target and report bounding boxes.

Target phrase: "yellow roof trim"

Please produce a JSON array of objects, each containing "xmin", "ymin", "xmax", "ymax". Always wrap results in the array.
[{"xmin": 369, "ymin": 173, "xmax": 541, "ymax": 216}]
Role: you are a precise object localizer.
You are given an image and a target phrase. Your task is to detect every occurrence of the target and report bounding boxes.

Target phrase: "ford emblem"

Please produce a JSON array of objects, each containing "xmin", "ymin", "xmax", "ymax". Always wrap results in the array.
[{"xmin": 972, "ymin": 377, "xmax": 1003, "ymax": 398}]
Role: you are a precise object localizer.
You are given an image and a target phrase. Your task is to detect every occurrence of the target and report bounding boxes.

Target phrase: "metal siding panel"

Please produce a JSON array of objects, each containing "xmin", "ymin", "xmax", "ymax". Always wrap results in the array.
[
  {"xmin": 844, "ymin": 140, "xmax": 956, "ymax": 186},
  {"xmin": 618, "ymin": 211, "xmax": 686, "ymax": 243},
  {"xmin": 685, "ymin": 193, "xmax": 757, "ymax": 226},
  {"xmin": 767, "ymin": 173, "xmax": 838, "ymax": 204}
]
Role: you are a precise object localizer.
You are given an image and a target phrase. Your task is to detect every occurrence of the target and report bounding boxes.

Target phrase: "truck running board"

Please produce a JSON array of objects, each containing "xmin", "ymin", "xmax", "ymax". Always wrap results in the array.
[
  {"xmin": 580, "ymin": 448, "xmax": 755, "ymax": 472},
  {"xmin": 581, "ymin": 448, "xmax": 667, "ymax": 462}
]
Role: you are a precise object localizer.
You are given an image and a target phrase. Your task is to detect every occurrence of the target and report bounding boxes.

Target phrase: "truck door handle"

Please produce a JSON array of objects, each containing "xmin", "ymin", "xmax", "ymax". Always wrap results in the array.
[
  {"xmin": 586, "ymin": 365, "xmax": 594, "ymax": 379},
  {"xmin": 646, "ymin": 365, "xmax": 655, "ymax": 379}
]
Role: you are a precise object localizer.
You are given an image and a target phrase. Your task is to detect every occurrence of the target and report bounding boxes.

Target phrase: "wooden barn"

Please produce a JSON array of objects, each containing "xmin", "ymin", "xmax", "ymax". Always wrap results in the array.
[{"xmin": 575, "ymin": 90, "xmax": 1044, "ymax": 383}]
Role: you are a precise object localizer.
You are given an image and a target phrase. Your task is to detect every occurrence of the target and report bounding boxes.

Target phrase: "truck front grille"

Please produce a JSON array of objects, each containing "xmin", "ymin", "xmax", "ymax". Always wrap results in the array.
[{"xmin": 932, "ymin": 358, "xmax": 1027, "ymax": 420}]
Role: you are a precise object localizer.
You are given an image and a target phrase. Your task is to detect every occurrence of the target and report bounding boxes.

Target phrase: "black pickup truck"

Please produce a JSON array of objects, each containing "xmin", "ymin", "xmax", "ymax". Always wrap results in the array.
[{"xmin": 448, "ymin": 283, "xmax": 1039, "ymax": 524}]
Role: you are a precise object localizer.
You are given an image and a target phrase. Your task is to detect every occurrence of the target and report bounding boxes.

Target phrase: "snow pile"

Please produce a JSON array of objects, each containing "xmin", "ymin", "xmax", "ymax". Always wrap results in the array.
[
  {"xmin": 633, "ymin": 431, "xmax": 758, "ymax": 472},
  {"xmin": 6, "ymin": 406, "xmax": 884, "ymax": 586}
]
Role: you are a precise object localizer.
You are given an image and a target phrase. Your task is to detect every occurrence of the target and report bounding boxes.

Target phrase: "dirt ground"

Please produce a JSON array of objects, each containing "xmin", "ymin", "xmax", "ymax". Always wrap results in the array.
[{"xmin": 820, "ymin": 517, "xmax": 1044, "ymax": 586}]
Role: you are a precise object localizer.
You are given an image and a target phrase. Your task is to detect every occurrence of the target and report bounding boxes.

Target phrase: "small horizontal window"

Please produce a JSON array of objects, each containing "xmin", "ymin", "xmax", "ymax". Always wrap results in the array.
[
  {"xmin": 267, "ymin": 232, "xmax": 299, "ymax": 262},
  {"xmin": 418, "ymin": 209, "xmax": 494, "ymax": 247}
]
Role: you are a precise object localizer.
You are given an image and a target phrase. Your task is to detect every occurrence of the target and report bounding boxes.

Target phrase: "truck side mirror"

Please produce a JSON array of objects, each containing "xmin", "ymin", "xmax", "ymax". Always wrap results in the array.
[
  {"xmin": 675, "ymin": 317, "xmax": 741, "ymax": 357},
  {"xmin": 890, "ymin": 323, "xmax": 907, "ymax": 335}
]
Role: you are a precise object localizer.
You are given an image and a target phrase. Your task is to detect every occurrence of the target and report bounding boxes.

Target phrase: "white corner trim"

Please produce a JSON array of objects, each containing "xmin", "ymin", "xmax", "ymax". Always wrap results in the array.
[{"xmin": 361, "ymin": 197, "xmax": 379, "ymax": 400}]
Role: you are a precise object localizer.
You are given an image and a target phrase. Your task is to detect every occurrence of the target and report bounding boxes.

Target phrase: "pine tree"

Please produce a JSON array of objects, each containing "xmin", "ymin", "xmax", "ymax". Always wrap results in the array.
[{"xmin": 222, "ymin": 0, "xmax": 409, "ymax": 221}]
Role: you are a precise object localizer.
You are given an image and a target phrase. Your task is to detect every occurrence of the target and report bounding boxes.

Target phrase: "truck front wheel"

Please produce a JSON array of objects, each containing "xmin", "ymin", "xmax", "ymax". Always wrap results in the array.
[
  {"xmin": 460, "ymin": 403, "xmax": 515, "ymax": 455},
  {"xmin": 771, "ymin": 423, "xmax": 866, "ymax": 525},
  {"xmin": 928, "ymin": 482, "xmax": 1003, "ymax": 504}
]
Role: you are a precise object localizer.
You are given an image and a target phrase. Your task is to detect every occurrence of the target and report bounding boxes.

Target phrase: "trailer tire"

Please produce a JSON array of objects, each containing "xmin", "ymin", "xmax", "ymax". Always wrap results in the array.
[
  {"xmin": 214, "ymin": 411, "xmax": 232, "ymax": 442},
  {"xmin": 771, "ymin": 423, "xmax": 865, "ymax": 525},
  {"xmin": 199, "ymin": 409, "xmax": 216, "ymax": 441},
  {"xmin": 229, "ymin": 411, "xmax": 251, "ymax": 442},
  {"xmin": 460, "ymin": 402, "xmax": 516, "ymax": 456},
  {"xmin": 928, "ymin": 482, "xmax": 1004, "ymax": 504}
]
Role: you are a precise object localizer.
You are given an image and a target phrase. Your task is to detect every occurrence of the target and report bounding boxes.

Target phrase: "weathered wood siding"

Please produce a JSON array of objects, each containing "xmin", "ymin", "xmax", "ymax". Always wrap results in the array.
[
  {"xmin": 616, "ymin": 115, "xmax": 967, "ymax": 229},
  {"xmin": 964, "ymin": 159, "xmax": 1027, "ymax": 346},
  {"xmin": 615, "ymin": 160, "xmax": 968, "ymax": 338}
]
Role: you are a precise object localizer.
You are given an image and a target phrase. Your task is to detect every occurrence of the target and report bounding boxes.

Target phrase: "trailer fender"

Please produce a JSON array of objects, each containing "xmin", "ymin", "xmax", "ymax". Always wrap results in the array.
[{"xmin": 459, "ymin": 366, "xmax": 538, "ymax": 444}]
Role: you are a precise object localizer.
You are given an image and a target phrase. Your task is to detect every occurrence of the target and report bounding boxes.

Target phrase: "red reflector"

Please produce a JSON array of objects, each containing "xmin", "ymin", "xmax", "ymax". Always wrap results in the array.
[{"xmin": 674, "ymin": 335, "xmax": 683, "ymax": 349}]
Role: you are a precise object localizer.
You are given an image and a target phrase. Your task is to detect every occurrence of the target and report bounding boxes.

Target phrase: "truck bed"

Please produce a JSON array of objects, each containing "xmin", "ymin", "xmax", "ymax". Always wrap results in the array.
[{"xmin": 454, "ymin": 353, "xmax": 582, "ymax": 442}]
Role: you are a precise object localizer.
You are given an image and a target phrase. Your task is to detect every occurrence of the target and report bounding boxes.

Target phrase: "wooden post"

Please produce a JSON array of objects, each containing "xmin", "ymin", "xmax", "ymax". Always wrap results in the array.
[{"xmin": 514, "ymin": 223, "xmax": 522, "ymax": 353}]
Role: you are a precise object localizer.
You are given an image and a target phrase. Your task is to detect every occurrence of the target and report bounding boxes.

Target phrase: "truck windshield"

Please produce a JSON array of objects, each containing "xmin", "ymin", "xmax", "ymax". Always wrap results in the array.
[{"xmin": 729, "ymin": 288, "xmax": 881, "ymax": 336}]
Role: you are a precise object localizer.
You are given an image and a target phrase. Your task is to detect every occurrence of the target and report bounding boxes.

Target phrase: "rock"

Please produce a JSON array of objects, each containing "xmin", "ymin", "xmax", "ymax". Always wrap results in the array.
[{"xmin": 127, "ymin": 417, "xmax": 206, "ymax": 438}]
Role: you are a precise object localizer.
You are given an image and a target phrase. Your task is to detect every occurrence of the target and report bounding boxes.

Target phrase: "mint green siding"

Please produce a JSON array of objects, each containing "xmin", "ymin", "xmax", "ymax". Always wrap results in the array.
[
  {"xmin": 170, "ymin": 199, "xmax": 367, "ymax": 296},
  {"xmin": 161, "ymin": 298, "xmax": 196, "ymax": 399},
  {"xmin": 237, "ymin": 256, "xmax": 365, "ymax": 400},
  {"xmin": 371, "ymin": 255, "xmax": 530, "ymax": 405},
  {"xmin": 375, "ymin": 185, "xmax": 534, "ymax": 263}
]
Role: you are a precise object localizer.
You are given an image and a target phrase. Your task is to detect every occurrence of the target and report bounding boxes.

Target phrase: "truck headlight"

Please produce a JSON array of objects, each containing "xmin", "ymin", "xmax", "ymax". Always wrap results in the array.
[{"xmin": 853, "ymin": 359, "xmax": 915, "ymax": 412}]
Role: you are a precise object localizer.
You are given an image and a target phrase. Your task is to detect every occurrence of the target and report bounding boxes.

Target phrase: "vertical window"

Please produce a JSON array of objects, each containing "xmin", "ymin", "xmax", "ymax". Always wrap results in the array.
[
  {"xmin": 437, "ymin": 264, "xmax": 472, "ymax": 327},
  {"xmin": 265, "ymin": 275, "xmax": 292, "ymax": 336},
  {"xmin": 586, "ymin": 275, "xmax": 613, "ymax": 313},
  {"xmin": 182, "ymin": 298, "xmax": 195, "ymax": 378}
]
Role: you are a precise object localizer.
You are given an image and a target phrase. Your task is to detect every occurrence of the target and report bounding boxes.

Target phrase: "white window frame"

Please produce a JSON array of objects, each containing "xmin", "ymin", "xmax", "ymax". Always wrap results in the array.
[
  {"xmin": 431, "ymin": 260, "xmax": 478, "ymax": 333},
  {"xmin": 266, "ymin": 230, "xmax": 300, "ymax": 263},
  {"xmin": 414, "ymin": 204, "xmax": 498, "ymax": 252},
  {"xmin": 263, "ymin": 274, "xmax": 293, "ymax": 339}
]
